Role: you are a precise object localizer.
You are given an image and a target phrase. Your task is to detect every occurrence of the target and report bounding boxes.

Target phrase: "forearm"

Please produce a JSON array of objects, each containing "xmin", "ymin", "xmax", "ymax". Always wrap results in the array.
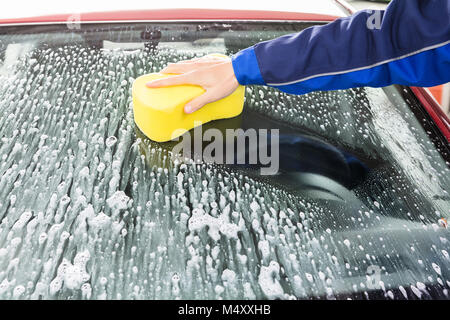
[{"xmin": 231, "ymin": 0, "xmax": 450, "ymax": 94}]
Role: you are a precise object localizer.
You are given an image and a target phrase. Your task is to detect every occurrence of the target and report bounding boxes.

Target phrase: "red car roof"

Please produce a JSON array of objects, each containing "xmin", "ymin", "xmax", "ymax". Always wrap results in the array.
[{"xmin": 0, "ymin": 8, "xmax": 338, "ymax": 25}]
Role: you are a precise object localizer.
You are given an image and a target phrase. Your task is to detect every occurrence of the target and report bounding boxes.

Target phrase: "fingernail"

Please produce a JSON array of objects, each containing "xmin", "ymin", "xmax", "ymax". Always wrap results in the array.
[
  {"xmin": 146, "ymin": 82, "xmax": 155, "ymax": 87},
  {"xmin": 184, "ymin": 105, "xmax": 192, "ymax": 113}
]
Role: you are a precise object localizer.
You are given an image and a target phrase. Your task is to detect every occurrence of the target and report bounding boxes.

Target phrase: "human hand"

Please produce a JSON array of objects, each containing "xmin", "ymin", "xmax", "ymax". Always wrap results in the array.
[{"xmin": 146, "ymin": 55, "xmax": 239, "ymax": 114}]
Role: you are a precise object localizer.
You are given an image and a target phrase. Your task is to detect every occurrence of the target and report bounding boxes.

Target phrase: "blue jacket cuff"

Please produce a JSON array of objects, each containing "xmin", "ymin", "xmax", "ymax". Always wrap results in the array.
[{"xmin": 231, "ymin": 47, "xmax": 266, "ymax": 86}]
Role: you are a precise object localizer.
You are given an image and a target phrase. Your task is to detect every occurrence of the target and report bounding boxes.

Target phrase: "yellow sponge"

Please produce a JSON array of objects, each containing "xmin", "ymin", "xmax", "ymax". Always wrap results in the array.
[{"xmin": 132, "ymin": 58, "xmax": 245, "ymax": 142}]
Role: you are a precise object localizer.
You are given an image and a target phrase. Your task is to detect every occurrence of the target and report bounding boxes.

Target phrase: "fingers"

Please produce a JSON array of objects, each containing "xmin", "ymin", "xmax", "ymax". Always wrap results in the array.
[
  {"xmin": 145, "ymin": 58, "xmax": 236, "ymax": 114},
  {"xmin": 146, "ymin": 72, "xmax": 196, "ymax": 88},
  {"xmin": 184, "ymin": 92, "xmax": 215, "ymax": 114},
  {"xmin": 177, "ymin": 57, "xmax": 202, "ymax": 64},
  {"xmin": 180, "ymin": 55, "xmax": 225, "ymax": 64},
  {"xmin": 160, "ymin": 63, "xmax": 198, "ymax": 74},
  {"xmin": 160, "ymin": 59, "xmax": 224, "ymax": 74}
]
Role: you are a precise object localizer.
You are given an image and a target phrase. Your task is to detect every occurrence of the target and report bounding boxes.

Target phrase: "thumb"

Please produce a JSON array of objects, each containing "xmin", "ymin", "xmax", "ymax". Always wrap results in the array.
[{"xmin": 184, "ymin": 92, "xmax": 214, "ymax": 114}]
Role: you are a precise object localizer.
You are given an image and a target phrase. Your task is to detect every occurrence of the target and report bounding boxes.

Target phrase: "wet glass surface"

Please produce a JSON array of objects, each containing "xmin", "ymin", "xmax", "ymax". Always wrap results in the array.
[{"xmin": 0, "ymin": 22, "xmax": 449, "ymax": 300}]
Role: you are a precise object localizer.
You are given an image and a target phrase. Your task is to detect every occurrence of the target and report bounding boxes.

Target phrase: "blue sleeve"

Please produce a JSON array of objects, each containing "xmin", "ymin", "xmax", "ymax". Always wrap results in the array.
[{"xmin": 231, "ymin": 0, "xmax": 450, "ymax": 95}]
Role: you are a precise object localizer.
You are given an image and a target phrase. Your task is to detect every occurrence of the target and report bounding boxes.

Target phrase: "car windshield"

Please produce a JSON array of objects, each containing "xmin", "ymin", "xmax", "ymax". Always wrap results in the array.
[{"xmin": 0, "ymin": 21, "xmax": 449, "ymax": 300}]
